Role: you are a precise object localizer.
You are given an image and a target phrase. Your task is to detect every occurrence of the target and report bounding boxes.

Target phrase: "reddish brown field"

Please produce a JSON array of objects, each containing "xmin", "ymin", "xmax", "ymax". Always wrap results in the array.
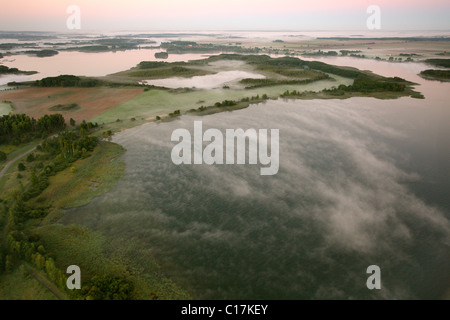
[{"xmin": 0, "ymin": 87, "xmax": 144, "ymax": 123}]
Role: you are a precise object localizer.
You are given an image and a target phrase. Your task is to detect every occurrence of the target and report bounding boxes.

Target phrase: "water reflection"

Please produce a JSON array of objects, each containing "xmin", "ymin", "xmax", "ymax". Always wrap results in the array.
[
  {"xmin": 62, "ymin": 61, "xmax": 450, "ymax": 299},
  {"xmin": 0, "ymin": 49, "xmax": 211, "ymax": 85}
]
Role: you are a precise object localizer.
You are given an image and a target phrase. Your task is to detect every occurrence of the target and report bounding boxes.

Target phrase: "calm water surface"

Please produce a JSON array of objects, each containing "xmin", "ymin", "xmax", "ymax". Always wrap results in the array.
[
  {"xmin": 0, "ymin": 49, "xmax": 211, "ymax": 85},
  {"xmin": 60, "ymin": 58, "xmax": 450, "ymax": 299}
]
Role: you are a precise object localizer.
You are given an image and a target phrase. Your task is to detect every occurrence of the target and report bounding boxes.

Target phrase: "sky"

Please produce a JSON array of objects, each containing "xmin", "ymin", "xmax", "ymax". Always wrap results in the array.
[{"xmin": 0, "ymin": 0, "xmax": 449, "ymax": 32}]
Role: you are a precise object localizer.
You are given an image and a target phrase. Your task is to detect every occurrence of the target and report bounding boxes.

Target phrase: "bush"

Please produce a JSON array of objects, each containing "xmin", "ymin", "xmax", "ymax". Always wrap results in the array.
[
  {"xmin": 81, "ymin": 275, "xmax": 134, "ymax": 300},
  {"xmin": 26, "ymin": 153, "xmax": 35, "ymax": 162}
]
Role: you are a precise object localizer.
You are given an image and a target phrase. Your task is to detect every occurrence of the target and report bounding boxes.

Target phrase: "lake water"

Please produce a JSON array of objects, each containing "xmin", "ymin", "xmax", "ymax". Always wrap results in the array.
[
  {"xmin": 0, "ymin": 49, "xmax": 211, "ymax": 86},
  {"xmin": 60, "ymin": 57, "xmax": 450, "ymax": 299}
]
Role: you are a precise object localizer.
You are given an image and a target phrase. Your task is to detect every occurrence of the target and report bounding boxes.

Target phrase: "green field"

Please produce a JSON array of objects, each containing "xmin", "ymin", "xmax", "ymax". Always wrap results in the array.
[
  {"xmin": 92, "ymin": 53, "xmax": 421, "ymax": 127},
  {"xmin": 34, "ymin": 224, "xmax": 190, "ymax": 299},
  {"xmin": 32, "ymin": 141, "xmax": 126, "ymax": 210},
  {"xmin": 91, "ymin": 76, "xmax": 351, "ymax": 125},
  {"xmin": 0, "ymin": 102, "xmax": 12, "ymax": 116},
  {"xmin": 0, "ymin": 266, "xmax": 59, "ymax": 300},
  {"xmin": 0, "ymin": 141, "xmax": 40, "ymax": 192}
]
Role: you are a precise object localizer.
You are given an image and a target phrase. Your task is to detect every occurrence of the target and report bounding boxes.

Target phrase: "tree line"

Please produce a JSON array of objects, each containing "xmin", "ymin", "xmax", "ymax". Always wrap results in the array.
[
  {"xmin": 420, "ymin": 69, "xmax": 450, "ymax": 80},
  {"xmin": 337, "ymin": 75, "xmax": 406, "ymax": 92},
  {"xmin": 0, "ymin": 113, "xmax": 66, "ymax": 145},
  {"xmin": 0, "ymin": 112, "xmax": 134, "ymax": 299},
  {"xmin": 34, "ymin": 75, "xmax": 100, "ymax": 88},
  {"xmin": 0, "ymin": 65, "xmax": 36, "ymax": 75}
]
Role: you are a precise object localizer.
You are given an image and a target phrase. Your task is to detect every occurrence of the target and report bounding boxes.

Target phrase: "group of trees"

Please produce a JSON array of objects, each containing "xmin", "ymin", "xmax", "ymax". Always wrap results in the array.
[
  {"xmin": 0, "ymin": 112, "xmax": 132, "ymax": 299},
  {"xmin": 214, "ymin": 100, "xmax": 237, "ymax": 107},
  {"xmin": 338, "ymin": 75, "xmax": 406, "ymax": 92},
  {"xmin": 25, "ymin": 50, "xmax": 59, "ymax": 57},
  {"xmin": 194, "ymin": 94, "xmax": 270, "ymax": 113},
  {"xmin": 303, "ymin": 50, "xmax": 338, "ymax": 56},
  {"xmin": 420, "ymin": 69, "xmax": 450, "ymax": 81},
  {"xmin": 0, "ymin": 114, "xmax": 66, "ymax": 145},
  {"xmin": 424, "ymin": 59, "xmax": 450, "ymax": 68},
  {"xmin": 34, "ymin": 75, "xmax": 100, "ymax": 88},
  {"xmin": 282, "ymin": 75, "xmax": 408, "ymax": 97},
  {"xmin": 0, "ymin": 65, "xmax": 22, "ymax": 74},
  {"xmin": 1, "ymin": 226, "xmax": 53, "ymax": 275},
  {"xmin": 0, "ymin": 65, "xmax": 36, "ymax": 75},
  {"xmin": 137, "ymin": 61, "xmax": 171, "ymax": 69},
  {"xmin": 281, "ymin": 89, "xmax": 307, "ymax": 97},
  {"xmin": 304, "ymin": 60, "xmax": 362, "ymax": 78},
  {"xmin": 168, "ymin": 109, "xmax": 181, "ymax": 117},
  {"xmin": 80, "ymin": 275, "xmax": 134, "ymax": 300},
  {"xmin": 154, "ymin": 52, "xmax": 168, "ymax": 59}
]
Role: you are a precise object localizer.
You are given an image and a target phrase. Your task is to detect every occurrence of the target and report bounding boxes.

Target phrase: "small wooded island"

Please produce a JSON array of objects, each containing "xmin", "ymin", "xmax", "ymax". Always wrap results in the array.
[{"xmin": 154, "ymin": 51, "xmax": 169, "ymax": 59}]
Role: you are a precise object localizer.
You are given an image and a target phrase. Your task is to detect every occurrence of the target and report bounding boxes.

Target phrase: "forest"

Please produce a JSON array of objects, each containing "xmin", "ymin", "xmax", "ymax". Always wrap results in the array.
[
  {"xmin": 34, "ymin": 75, "xmax": 101, "ymax": 88},
  {"xmin": 0, "ymin": 112, "xmax": 134, "ymax": 299},
  {"xmin": 0, "ymin": 65, "xmax": 37, "ymax": 75},
  {"xmin": 0, "ymin": 113, "xmax": 66, "ymax": 145},
  {"xmin": 337, "ymin": 75, "xmax": 407, "ymax": 92},
  {"xmin": 419, "ymin": 69, "xmax": 450, "ymax": 81},
  {"xmin": 24, "ymin": 49, "xmax": 59, "ymax": 57},
  {"xmin": 424, "ymin": 59, "xmax": 450, "ymax": 68}
]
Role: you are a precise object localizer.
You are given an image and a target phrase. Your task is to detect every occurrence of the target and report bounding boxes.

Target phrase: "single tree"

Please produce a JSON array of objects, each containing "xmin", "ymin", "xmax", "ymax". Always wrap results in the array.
[{"xmin": 26, "ymin": 153, "xmax": 35, "ymax": 162}]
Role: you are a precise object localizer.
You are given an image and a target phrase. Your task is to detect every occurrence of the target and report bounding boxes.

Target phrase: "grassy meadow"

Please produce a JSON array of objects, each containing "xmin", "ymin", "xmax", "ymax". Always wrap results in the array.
[{"xmin": 0, "ymin": 102, "xmax": 12, "ymax": 116}]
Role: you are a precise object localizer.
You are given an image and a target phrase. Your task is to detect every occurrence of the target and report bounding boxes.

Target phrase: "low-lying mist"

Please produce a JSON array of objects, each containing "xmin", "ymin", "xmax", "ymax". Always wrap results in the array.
[{"xmin": 62, "ymin": 96, "xmax": 450, "ymax": 299}]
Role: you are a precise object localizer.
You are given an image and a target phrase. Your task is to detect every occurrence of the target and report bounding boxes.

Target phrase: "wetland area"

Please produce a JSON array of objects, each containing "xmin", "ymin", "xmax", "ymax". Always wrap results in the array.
[{"xmin": 0, "ymin": 30, "xmax": 449, "ymax": 300}]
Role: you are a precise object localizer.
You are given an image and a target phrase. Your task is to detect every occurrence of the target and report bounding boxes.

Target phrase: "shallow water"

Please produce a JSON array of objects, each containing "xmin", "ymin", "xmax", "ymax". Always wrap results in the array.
[{"xmin": 61, "ymin": 58, "xmax": 450, "ymax": 299}]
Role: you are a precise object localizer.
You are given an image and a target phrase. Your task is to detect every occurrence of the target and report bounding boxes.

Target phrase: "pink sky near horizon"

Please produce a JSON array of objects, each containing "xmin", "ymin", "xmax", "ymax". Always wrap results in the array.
[
  {"xmin": 2, "ymin": 0, "xmax": 448, "ymax": 16},
  {"xmin": 1, "ymin": 0, "xmax": 449, "ymax": 30}
]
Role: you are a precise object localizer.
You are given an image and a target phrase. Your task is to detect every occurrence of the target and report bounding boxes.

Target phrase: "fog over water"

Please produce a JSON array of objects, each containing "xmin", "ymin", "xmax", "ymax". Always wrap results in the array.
[
  {"xmin": 142, "ymin": 70, "xmax": 265, "ymax": 89},
  {"xmin": 60, "ymin": 57, "xmax": 450, "ymax": 299}
]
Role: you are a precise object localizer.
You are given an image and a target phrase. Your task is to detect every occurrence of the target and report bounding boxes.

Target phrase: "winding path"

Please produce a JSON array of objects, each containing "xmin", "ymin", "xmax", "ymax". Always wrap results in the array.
[
  {"xmin": 22, "ymin": 264, "xmax": 66, "ymax": 300},
  {"xmin": 1, "ymin": 139, "xmax": 66, "ymax": 300},
  {"xmin": 0, "ymin": 146, "xmax": 36, "ymax": 180},
  {"xmin": 1, "ymin": 147, "xmax": 37, "ymax": 248}
]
